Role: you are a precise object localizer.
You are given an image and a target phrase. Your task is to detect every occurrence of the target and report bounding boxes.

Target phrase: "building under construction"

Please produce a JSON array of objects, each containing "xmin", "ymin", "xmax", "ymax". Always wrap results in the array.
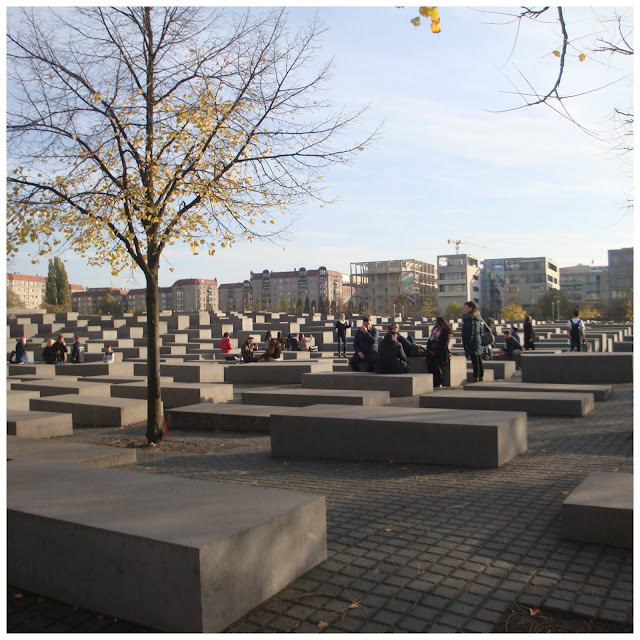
[{"xmin": 349, "ymin": 259, "xmax": 437, "ymax": 315}]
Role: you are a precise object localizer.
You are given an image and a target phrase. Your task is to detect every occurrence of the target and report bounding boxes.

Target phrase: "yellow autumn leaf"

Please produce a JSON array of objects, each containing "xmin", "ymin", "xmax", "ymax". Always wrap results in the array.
[
  {"xmin": 418, "ymin": 6, "xmax": 432, "ymax": 17},
  {"xmin": 317, "ymin": 621, "xmax": 328, "ymax": 628},
  {"xmin": 431, "ymin": 22, "xmax": 441, "ymax": 33},
  {"xmin": 410, "ymin": 17, "xmax": 421, "ymax": 27},
  {"xmin": 579, "ymin": 53, "xmax": 586, "ymax": 62},
  {"xmin": 552, "ymin": 50, "xmax": 561, "ymax": 57},
  {"xmin": 529, "ymin": 607, "xmax": 541, "ymax": 617}
]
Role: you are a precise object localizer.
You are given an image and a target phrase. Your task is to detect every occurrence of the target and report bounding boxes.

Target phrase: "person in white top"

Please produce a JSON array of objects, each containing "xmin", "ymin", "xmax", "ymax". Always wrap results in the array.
[{"xmin": 566, "ymin": 310, "xmax": 586, "ymax": 352}]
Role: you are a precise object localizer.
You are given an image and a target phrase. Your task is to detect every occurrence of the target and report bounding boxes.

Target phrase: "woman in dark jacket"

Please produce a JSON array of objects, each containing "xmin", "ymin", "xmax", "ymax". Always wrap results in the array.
[
  {"xmin": 42, "ymin": 338, "xmax": 57, "ymax": 365},
  {"xmin": 374, "ymin": 331, "xmax": 409, "ymax": 374},
  {"xmin": 426, "ymin": 317, "xmax": 453, "ymax": 388},
  {"xmin": 523, "ymin": 315, "xmax": 536, "ymax": 350}
]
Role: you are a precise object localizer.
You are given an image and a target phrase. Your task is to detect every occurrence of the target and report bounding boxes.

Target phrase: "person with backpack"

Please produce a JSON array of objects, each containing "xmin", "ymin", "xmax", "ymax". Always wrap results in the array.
[
  {"xmin": 523, "ymin": 315, "xmax": 536, "ymax": 350},
  {"xmin": 567, "ymin": 310, "xmax": 587, "ymax": 352},
  {"xmin": 503, "ymin": 329, "xmax": 523, "ymax": 370},
  {"xmin": 481, "ymin": 324, "xmax": 496, "ymax": 360}
]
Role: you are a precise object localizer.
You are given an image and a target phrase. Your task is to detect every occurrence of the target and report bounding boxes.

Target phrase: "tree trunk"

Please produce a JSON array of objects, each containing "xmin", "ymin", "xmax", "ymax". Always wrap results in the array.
[{"xmin": 145, "ymin": 264, "xmax": 163, "ymax": 443}]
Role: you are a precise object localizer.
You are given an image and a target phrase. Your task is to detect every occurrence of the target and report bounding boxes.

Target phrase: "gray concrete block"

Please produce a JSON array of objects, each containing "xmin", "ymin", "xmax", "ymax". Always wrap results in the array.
[
  {"xmin": 466, "ymin": 368, "xmax": 495, "ymax": 382},
  {"xmin": 7, "ymin": 459, "xmax": 326, "ymax": 632},
  {"xmin": 270, "ymin": 404, "xmax": 527, "ymax": 467},
  {"xmin": 301, "ymin": 371, "xmax": 433, "ymax": 397},
  {"xmin": 8, "ymin": 364, "xmax": 55, "ymax": 377},
  {"xmin": 54, "ymin": 362, "xmax": 135, "ymax": 377},
  {"xmin": 612, "ymin": 341, "xmax": 632, "ymax": 352},
  {"xmin": 420, "ymin": 390, "xmax": 594, "ymax": 417},
  {"xmin": 521, "ymin": 353, "xmax": 633, "ymax": 384},
  {"xmin": 7, "ymin": 437, "xmax": 137, "ymax": 467},
  {"xmin": 167, "ymin": 403, "xmax": 275, "ymax": 432},
  {"xmin": 480, "ymin": 361, "xmax": 517, "ymax": 380},
  {"xmin": 29, "ymin": 394, "xmax": 149, "ymax": 427},
  {"xmin": 402, "ymin": 356, "xmax": 467, "ymax": 387},
  {"xmin": 467, "ymin": 381, "xmax": 612, "ymax": 401},
  {"xmin": 562, "ymin": 472, "xmax": 632, "ymax": 549},
  {"xmin": 111, "ymin": 381, "xmax": 234, "ymax": 408},
  {"xmin": 133, "ymin": 362, "xmax": 226, "ymax": 383},
  {"xmin": 7, "ymin": 390, "xmax": 41, "ymax": 411},
  {"xmin": 7, "ymin": 411, "xmax": 74, "ymax": 438},
  {"xmin": 241, "ymin": 388, "xmax": 391, "ymax": 407},
  {"xmin": 10, "ymin": 379, "xmax": 112, "ymax": 397},
  {"xmin": 224, "ymin": 361, "xmax": 332, "ymax": 385}
]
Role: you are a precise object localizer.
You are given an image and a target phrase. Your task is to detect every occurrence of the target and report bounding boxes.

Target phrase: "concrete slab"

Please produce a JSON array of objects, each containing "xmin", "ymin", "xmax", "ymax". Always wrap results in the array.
[
  {"xmin": 398, "ymin": 356, "xmax": 467, "ymax": 387},
  {"xmin": 7, "ymin": 411, "xmax": 74, "ymax": 438},
  {"xmin": 7, "ymin": 437, "xmax": 136, "ymax": 467},
  {"xmin": 76, "ymin": 375, "xmax": 173, "ymax": 385},
  {"xmin": 420, "ymin": 390, "xmax": 594, "ymax": 417},
  {"xmin": 29, "ymin": 394, "xmax": 149, "ymax": 427},
  {"xmin": 224, "ymin": 361, "xmax": 332, "ymax": 385},
  {"xmin": 562, "ymin": 471, "xmax": 632, "ymax": 549},
  {"xmin": 10, "ymin": 379, "xmax": 112, "ymax": 397},
  {"xmin": 301, "ymin": 371, "xmax": 433, "ymax": 397},
  {"xmin": 466, "ymin": 381, "xmax": 613, "ymax": 401},
  {"xmin": 111, "ymin": 381, "xmax": 234, "ymax": 408},
  {"xmin": 466, "ymin": 368, "xmax": 495, "ymax": 382},
  {"xmin": 270, "ymin": 404, "xmax": 527, "ymax": 468},
  {"xmin": 521, "ymin": 353, "xmax": 633, "ymax": 384},
  {"xmin": 54, "ymin": 362, "xmax": 135, "ymax": 377},
  {"xmin": 7, "ymin": 390, "xmax": 40, "ymax": 411},
  {"xmin": 167, "ymin": 403, "xmax": 275, "ymax": 432},
  {"xmin": 7, "ymin": 459, "xmax": 326, "ymax": 632},
  {"xmin": 133, "ymin": 362, "xmax": 226, "ymax": 383},
  {"xmin": 241, "ymin": 388, "xmax": 391, "ymax": 407},
  {"xmin": 480, "ymin": 361, "xmax": 517, "ymax": 380}
]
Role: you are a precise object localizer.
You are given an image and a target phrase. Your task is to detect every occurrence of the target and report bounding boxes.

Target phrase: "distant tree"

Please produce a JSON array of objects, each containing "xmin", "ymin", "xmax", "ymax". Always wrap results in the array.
[
  {"xmin": 536, "ymin": 289, "xmax": 571, "ymax": 320},
  {"xmin": 132, "ymin": 305, "xmax": 147, "ymax": 315},
  {"xmin": 244, "ymin": 301, "xmax": 252, "ymax": 312},
  {"xmin": 96, "ymin": 293, "xmax": 122, "ymax": 315},
  {"xmin": 7, "ymin": 287, "xmax": 25, "ymax": 308},
  {"xmin": 500, "ymin": 300, "xmax": 526, "ymax": 321},
  {"xmin": 318, "ymin": 296, "xmax": 328, "ymax": 314},
  {"xmin": 53, "ymin": 258, "xmax": 71, "ymax": 311},
  {"xmin": 44, "ymin": 260, "xmax": 58, "ymax": 306},
  {"xmin": 304, "ymin": 296, "xmax": 311, "ymax": 313},
  {"xmin": 420, "ymin": 297, "xmax": 438, "ymax": 318},
  {"xmin": 313, "ymin": 299, "xmax": 319, "ymax": 314},
  {"xmin": 579, "ymin": 304, "xmax": 603, "ymax": 320},
  {"xmin": 277, "ymin": 296, "xmax": 288, "ymax": 313},
  {"xmin": 253, "ymin": 297, "xmax": 262, "ymax": 313},
  {"xmin": 264, "ymin": 298, "xmax": 271, "ymax": 312},
  {"xmin": 445, "ymin": 301, "xmax": 463, "ymax": 319},
  {"xmin": 295, "ymin": 297, "xmax": 303, "ymax": 314}
]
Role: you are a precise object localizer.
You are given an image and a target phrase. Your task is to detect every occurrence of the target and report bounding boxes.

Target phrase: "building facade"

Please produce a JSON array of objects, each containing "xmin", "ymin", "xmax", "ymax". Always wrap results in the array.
[
  {"xmin": 607, "ymin": 247, "xmax": 633, "ymax": 304},
  {"xmin": 481, "ymin": 257, "xmax": 559, "ymax": 318},
  {"xmin": 172, "ymin": 278, "xmax": 218, "ymax": 312},
  {"xmin": 8, "ymin": 272, "xmax": 84, "ymax": 309},
  {"xmin": 249, "ymin": 266, "xmax": 344, "ymax": 311},
  {"xmin": 72, "ymin": 287, "xmax": 130, "ymax": 314},
  {"xmin": 560, "ymin": 264, "xmax": 609, "ymax": 308},
  {"xmin": 436, "ymin": 253, "xmax": 481, "ymax": 314},
  {"xmin": 349, "ymin": 259, "xmax": 437, "ymax": 315},
  {"xmin": 218, "ymin": 281, "xmax": 252, "ymax": 313}
]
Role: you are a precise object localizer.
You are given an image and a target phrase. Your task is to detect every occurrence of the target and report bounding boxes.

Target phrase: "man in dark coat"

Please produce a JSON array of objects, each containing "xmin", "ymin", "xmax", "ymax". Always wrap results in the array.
[
  {"xmin": 461, "ymin": 300, "xmax": 484, "ymax": 382},
  {"xmin": 349, "ymin": 317, "xmax": 379, "ymax": 372},
  {"xmin": 375, "ymin": 331, "xmax": 409, "ymax": 374}
]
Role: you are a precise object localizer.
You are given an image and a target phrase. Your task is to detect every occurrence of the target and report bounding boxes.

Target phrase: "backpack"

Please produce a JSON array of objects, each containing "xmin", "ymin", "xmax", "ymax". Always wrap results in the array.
[
  {"xmin": 569, "ymin": 318, "xmax": 583, "ymax": 340},
  {"xmin": 481, "ymin": 321, "xmax": 496, "ymax": 347}
]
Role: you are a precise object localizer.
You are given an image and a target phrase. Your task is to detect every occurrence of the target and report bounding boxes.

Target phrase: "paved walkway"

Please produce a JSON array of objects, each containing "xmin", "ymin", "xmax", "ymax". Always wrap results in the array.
[{"xmin": 7, "ymin": 383, "xmax": 633, "ymax": 633}]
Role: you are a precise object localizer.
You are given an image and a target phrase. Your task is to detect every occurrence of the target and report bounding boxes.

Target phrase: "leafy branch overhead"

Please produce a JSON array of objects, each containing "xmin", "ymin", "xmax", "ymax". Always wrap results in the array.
[{"xmin": 407, "ymin": 7, "xmax": 442, "ymax": 33}]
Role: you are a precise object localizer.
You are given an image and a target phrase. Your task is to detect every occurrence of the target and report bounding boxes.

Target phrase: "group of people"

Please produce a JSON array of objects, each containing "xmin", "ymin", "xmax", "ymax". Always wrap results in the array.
[
  {"xmin": 218, "ymin": 329, "xmax": 318, "ymax": 364},
  {"xmin": 12, "ymin": 334, "xmax": 122, "ymax": 365}
]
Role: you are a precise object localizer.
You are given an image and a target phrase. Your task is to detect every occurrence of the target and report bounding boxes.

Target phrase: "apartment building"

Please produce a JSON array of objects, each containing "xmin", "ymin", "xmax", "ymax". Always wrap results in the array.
[
  {"xmin": 8, "ymin": 272, "xmax": 84, "ymax": 309},
  {"xmin": 70, "ymin": 278, "xmax": 218, "ymax": 313},
  {"xmin": 560, "ymin": 264, "xmax": 609, "ymax": 308},
  {"xmin": 481, "ymin": 257, "xmax": 559, "ymax": 317},
  {"xmin": 349, "ymin": 259, "xmax": 437, "ymax": 314},
  {"xmin": 218, "ymin": 281, "xmax": 252, "ymax": 313},
  {"xmin": 436, "ymin": 253, "xmax": 481, "ymax": 314},
  {"xmin": 608, "ymin": 247, "xmax": 633, "ymax": 303},
  {"xmin": 249, "ymin": 266, "xmax": 344, "ymax": 310}
]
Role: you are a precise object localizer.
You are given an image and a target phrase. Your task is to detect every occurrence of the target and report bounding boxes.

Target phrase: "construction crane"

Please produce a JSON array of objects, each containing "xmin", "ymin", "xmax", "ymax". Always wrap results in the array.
[{"xmin": 447, "ymin": 239, "xmax": 487, "ymax": 255}]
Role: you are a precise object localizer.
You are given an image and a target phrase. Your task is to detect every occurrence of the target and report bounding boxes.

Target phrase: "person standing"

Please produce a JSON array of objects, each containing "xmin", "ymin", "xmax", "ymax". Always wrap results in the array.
[
  {"xmin": 567, "ymin": 310, "xmax": 587, "ymax": 352},
  {"xmin": 461, "ymin": 301, "xmax": 484, "ymax": 382},
  {"xmin": 349, "ymin": 317, "xmax": 379, "ymax": 372},
  {"xmin": 523, "ymin": 315, "xmax": 536, "ymax": 350},
  {"xmin": 70, "ymin": 336, "xmax": 85, "ymax": 363},
  {"xmin": 14, "ymin": 336, "xmax": 28, "ymax": 364},
  {"xmin": 42, "ymin": 338, "xmax": 57, "ymax": 364},
  {"xmin": 334, "ymin": 313, "xmax": 352, "ymax": 357},
  {"xmin": 54, "ymin": 335, "xmax": 68, "ymax": 366},
  {"xmin": 426, "ymin": 317, "xmax": 453, "ymax": 388}
]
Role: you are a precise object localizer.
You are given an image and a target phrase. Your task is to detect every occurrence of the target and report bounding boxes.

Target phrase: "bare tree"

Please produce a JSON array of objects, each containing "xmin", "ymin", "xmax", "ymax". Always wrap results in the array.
[{"xmin": 7, "ymin": 6, "xmax": 376, "ymax": 443}]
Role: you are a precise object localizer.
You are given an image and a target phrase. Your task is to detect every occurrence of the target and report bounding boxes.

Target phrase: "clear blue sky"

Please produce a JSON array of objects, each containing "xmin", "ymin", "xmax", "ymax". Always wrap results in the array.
[{"xmin": 4, "ymin": 5, "xmax": 634, "ymax": 289}]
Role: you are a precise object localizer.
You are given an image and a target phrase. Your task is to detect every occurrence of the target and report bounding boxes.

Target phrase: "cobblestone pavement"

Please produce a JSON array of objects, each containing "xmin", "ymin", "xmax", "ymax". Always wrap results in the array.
[{"xmin": 7, "ymin": 383, "xmax": 633, "ymax": 633}]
